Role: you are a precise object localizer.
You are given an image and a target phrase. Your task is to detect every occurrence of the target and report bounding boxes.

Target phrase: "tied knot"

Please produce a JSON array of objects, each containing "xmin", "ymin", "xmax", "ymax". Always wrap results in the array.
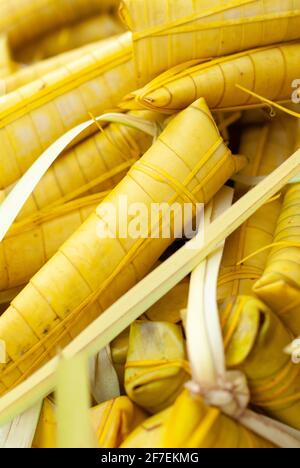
[{"xmin": 187, "ymin": 371, "xmax": 250, "ymax": 419}]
